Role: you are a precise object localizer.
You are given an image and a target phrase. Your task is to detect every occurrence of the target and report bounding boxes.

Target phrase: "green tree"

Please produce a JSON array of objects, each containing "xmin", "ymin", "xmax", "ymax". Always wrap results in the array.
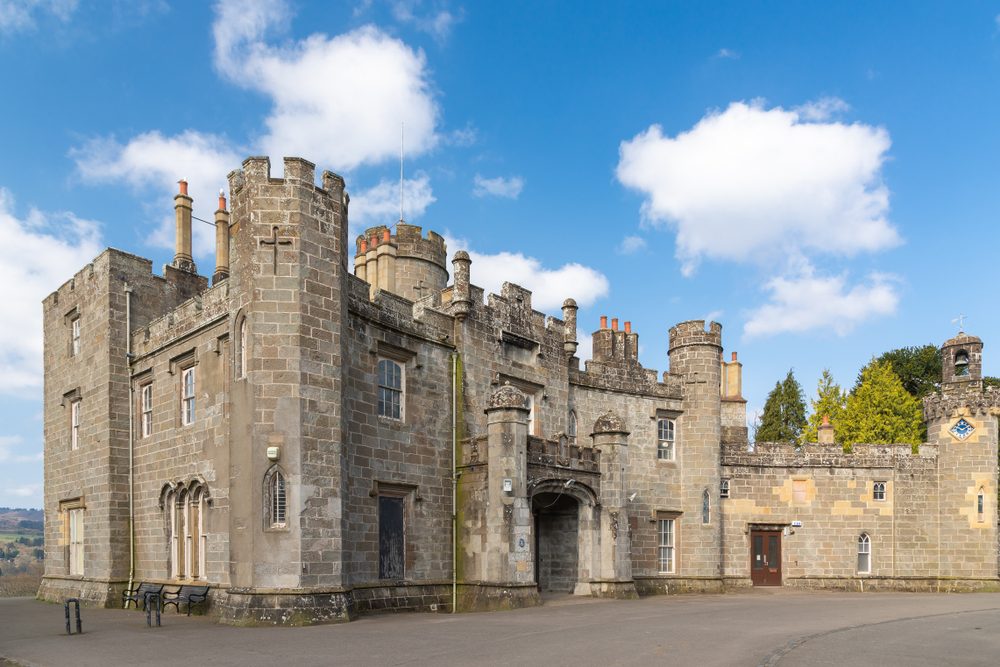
[
  {"xmin": 854, "ymin": 344, "xmax": 941, "ymax": 400},
  {"xmin": 837, "ymin": 360, "xmax": 922, "ymax": 449},
  {"xmin": 802, "ymin": 369, "xmax": 847, "ymax": 442},
  {"xmin": 756, "ymin": 369, "xmax": 807, "ymax": 443}
]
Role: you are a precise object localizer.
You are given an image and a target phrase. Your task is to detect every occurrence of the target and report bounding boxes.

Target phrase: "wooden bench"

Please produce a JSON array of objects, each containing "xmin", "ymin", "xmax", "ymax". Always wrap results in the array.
[
  {"xmin": 162, "ymin": 585, "xmax": 210, "ymax": 615},
  {"xmin": 121, "ymin": 582, "xmax": 164, "ymax": 611}
]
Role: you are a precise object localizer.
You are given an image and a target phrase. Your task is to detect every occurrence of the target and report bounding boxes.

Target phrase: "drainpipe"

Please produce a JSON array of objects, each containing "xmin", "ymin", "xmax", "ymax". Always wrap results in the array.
[
  {"xmin": 451, "ymin": 353, "xmax": 457, "ymax": 614},
  {"xmin": 125, "ymin": 282, "xmax": 135, "ymax": 595}
]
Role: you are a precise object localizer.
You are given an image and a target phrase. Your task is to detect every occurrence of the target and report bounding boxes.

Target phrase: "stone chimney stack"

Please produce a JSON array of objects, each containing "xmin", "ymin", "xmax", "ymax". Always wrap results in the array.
[
  {"xmin": 817, "ymin": 414, "xmax": 835, "ymax": 443},
  {"xmin": 173, "ymin": 179, "xmax": 196, "ymax": 272},
  {"xmin": 213, "ymin": 189, "xmax": 230, "ymax": 284},
  {"xmin": 376, "ymin": 228, "xmax": 397, "ymax": 296},
  {"xmin": 561, "ymin": 298, "xmax": 578, "ymax": 356},
  {"xmin": 354, "ymin": 237, "xmax": 368, "ymax": 283}
]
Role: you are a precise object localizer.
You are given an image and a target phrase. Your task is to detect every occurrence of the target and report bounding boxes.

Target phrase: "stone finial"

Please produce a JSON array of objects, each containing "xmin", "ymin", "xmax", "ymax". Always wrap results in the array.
[
  {"xmin": 487, "ymin": 382, "xmax": 529, "ymax": 411},
  {"xmin": 591, "ymin": 410, "xmax": 630, "ymax": 436},
  {"xmin": 454, "ymin": 250, "xmax": 471, "ymax": 262}
]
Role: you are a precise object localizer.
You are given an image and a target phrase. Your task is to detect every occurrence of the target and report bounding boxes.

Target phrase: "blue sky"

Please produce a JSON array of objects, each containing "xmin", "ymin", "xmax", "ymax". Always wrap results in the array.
[{"xmin": 2, "ymin": 0, "xmax": 1000, "ymax": 508}]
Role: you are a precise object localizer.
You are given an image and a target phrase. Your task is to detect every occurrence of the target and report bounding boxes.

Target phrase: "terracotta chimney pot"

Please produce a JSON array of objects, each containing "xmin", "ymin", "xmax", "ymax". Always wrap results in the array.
[
  {"xmin": 611, "ymin": 318, "xmax": 618, "ymax": 331},
  {"xmin": 600, "ymin": 316, "xmax": 608, "ymax": 329},
  {"xmin": 624, "ymin": 321, "xmax": 631, "ymax": 333}
]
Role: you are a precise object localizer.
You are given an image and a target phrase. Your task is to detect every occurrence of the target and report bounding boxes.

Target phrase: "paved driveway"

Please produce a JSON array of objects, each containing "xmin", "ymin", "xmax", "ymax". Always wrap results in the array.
[{"xmin": 2, "ymin": 590, "xmax": 999, "ymax": 667}]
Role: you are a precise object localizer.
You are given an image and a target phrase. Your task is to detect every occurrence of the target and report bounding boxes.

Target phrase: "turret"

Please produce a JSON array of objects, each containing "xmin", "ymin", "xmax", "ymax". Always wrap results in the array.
[
  {"xmin": 561, "ymin": 299, "xmax": 578, "ymax": 356},
  {"xmin": 451, "ymin": 250, "xmax": 472, "ymax": 321}
]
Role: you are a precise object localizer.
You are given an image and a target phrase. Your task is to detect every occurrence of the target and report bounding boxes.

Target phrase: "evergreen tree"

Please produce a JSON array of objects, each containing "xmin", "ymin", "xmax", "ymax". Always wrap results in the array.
[
  {"xmin": 854, "ymin": 344, "xmax": 941, "ymax": 400},
  {"xmin": 755, "ymin": 369, "xmax": 807, "ymax": 443},
  {"xmin": 837, "ymin": 360, "xmax": 922, "ymax": 448},
  {"xmin": 802, "ymin": 369, "xmax": 847, "ymax": 442}
]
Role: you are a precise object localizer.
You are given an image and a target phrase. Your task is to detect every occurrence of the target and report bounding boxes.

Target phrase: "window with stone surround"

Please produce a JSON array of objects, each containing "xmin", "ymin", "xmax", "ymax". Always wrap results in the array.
[
  {"xmin": 140, "ymin": 383, "xmax": 153, "ymax": 438},
  {"xmin": 657, "ymin": 419, "xmax": 675, "ymax": 461},
  {"xmin": 702, "ymin": 489, "xmax": 711, "ymax": 524},
  {"xmin": 378, "ymin": 359, "xmax": 404, "ymax": 420},
  {"xmin": 237, "ymin": 317, "xmax": 248, "ymax": 378},
  {"xmin": 720, "ymin": 479, "xmax": 730, "ymax": 499},
  {"xmin": 657, "ymin": 518, "xmax": 675, "ymax": 573},
  {"xmin": 978, "ymin": 487, "xmax": 986, "ymax": 523},
  {"xmin": 873, "ymin": 482, "xmax": 886, "ymax": 501},
  {"xmin": 857, "ymin": 534, "xmax": 871, "ymax": 574},
  {"xmin": 568, "ymin": 410, "xmax": 577, "ymax": 439},
  {"xmin": 70, "ymin": 399, "xmax": 81, "ymax": 450},
  {"xmin": 181, "ymin": 367, "xmax": 195, "ymax": 425},
  {"xmin": 793, "ymin": 480, "xmax": 806, "ymax": 502},
  {"xmin": 271, "ymin": 472, "xmax": 287, "ymax": 528},
  {"xmin": 71, "ymin": 316, "xmax": 81, "ymax": 357},
  {"xmin": 69, "ymin": 508, "xmax": 84, "ymax": 576},
  {"xmin": 165, "ymin": 483, "xmax": 209, "ymax": 579}
]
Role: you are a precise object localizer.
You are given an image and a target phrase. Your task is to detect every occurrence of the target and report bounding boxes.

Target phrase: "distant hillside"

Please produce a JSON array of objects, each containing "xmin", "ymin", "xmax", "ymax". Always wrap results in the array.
[{"xmin": 0, "ymin": 508, "xmax": 43, "ymax": 533}]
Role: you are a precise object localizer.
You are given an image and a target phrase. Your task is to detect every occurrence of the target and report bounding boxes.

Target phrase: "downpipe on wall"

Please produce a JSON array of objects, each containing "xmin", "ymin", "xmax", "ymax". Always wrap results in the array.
[
  {"xmin": 125, "ymin": 281, "xmax": 136, "ymax": 594},
  {"xmin": 451, "ymin": 353, "xmax": 457, "ymax": 614}
]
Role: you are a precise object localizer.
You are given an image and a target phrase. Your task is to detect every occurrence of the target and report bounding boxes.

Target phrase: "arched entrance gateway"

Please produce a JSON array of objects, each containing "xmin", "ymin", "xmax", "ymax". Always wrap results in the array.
[{"xmin": 530, "ymin": 479, "xmax": 599, "ymax": 594}]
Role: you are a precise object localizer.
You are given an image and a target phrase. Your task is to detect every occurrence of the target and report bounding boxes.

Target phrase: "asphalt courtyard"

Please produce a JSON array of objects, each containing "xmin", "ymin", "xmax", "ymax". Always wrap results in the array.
[{"xmin": 2, "ymin": 590, "xmax": 999, "ymax": 667}]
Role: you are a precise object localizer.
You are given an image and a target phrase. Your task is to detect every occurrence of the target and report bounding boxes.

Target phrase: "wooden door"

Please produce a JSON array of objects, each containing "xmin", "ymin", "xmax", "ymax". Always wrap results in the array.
[
  {"xmin": 750, "ymin": 531, "xmax": 781, "ymax": 586},
  {"xmin": 378, "ymin": 496, "xmax": 405, "ymax": 579}
]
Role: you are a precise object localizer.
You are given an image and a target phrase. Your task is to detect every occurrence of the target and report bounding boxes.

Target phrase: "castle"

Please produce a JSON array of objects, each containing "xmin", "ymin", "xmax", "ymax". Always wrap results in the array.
[{"xmin": 39, "ymin": 156, "xmax": 1000, "ymax": 624}]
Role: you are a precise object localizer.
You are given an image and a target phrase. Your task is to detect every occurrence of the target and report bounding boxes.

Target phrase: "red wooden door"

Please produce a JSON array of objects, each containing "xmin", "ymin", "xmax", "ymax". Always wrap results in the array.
[{"xmin": 750, "ymin": 531, "xmax": 782, "ymax": 586}]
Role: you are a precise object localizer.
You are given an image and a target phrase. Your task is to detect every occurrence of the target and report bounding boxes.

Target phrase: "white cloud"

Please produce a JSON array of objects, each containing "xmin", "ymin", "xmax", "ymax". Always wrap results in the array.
[
  {"xmin": 617, "ymin": 235, "xmax": 646, "ymax": 254},
  {"xmin": 743, "ymin": 262, "xmax": 899, "ymax": 338},
  {"xmin": 616, "ymin": 99, "xmax": 898, "ymax": 276},
  {"xmin": 348, "ymin": 172, "xmax": 436, "ymax": 236},
  {"xmin": 447, "ymin": 237, "xmax": 609, "ymax": 312},
  {"xmin": 73, "ymin": 131, "xmax": 241, "ymax": 258},
  {"xmin": 0, "ymin": 0, "xmax": 77, "ymax": 32},
  {"xmin": 704, "ymin": 310, "xmax": 724, "ymax": 323},
  {"xmin": 213, "ymin": 0, "xmax": 439, "ymax": 172},
  {"xmin": 5, "ymin": 483, "xmax": 41, "ymax": 498},
  {"xmin": 716, "ymin": 48, "xmax": 739, "ymax": 59},
  {"xmin": 0, "ymin": 436, "xmax": 42, "ymax": 464},
  {"xmin": 576, "ymin": 331, "xmax": 593, "ymax": 362},
  {"xmin": 0, "ymin": 189, "xmax": 102, "ymax": 394},
  {"xmin": 392, "ymin": 1, "xmax": 460, "ymax": 42},
  {"xmin": 794, "ymin": 96, "xmax": 850, "ymax": 121},
  {"xmin": 473, "ymin": 174, "xmax": 524, "ymax": 199}
]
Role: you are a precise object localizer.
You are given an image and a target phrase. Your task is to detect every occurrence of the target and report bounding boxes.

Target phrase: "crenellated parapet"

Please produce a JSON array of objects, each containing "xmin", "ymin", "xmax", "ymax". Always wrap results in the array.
[
  {"xmin": 922, "ymin": 386, "xmax": 1000, "ymax": 421},
  {"xmin": 722, "ymin": 442, "xmax": 935, "ymax": 469}
]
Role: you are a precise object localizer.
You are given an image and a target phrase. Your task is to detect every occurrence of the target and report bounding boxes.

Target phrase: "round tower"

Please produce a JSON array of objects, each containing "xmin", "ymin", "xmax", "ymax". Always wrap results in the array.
[
  {"xmin": 667, "ymin": 320, "xmax": 724, "ymax": 580},
  {"xmin": 353, "ymin": 224, "xmax": 448, "ymax": 302}
]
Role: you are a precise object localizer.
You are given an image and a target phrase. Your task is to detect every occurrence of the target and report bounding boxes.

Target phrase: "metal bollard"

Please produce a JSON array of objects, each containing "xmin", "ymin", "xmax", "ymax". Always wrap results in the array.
[
  {"xmin": 145, "ymin": 592, "xmax": 161, "ymax": 627},
  {"xmin": 64, "ymin": 598, "xmax": 82, "ymax": 635}
]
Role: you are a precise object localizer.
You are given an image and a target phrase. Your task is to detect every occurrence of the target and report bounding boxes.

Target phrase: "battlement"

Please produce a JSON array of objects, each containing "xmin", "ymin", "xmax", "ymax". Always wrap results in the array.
[
  {"xmin": 668, "ymin": 319, "xmax": 723, "ymax": 350},
  {"xmin": 227, "ymin": 156, "xmax": 346, "ymax": 197},
  {"xmin": 922, "ymin": 385, "xmax": 1000, "ymax": 420},
  {"xmin": 721, "ymin": 442, "xmax": 935, "ymax": 469},
  {"xmin": 131, "ymin": 279, "xmax": 230, "ymax": 359}
]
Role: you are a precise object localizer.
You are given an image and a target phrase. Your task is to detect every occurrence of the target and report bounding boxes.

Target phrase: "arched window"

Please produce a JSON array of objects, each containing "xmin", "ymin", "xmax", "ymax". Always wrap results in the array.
[
  {"xmin": 720, "ymin": 479, "xmax": 730, "ymax": 499},
  {"xmin": 978, "ymin": 487, "xmax": 986, "ymax": 523},
  {"xmin": 657, "ymin": 419, "xmax": 675, "ymax": 461},
  {"xmin": 858, "ymin": 534, "xmax": 871, "ymax": 574},
  {"xmin": 568, "ymin": 411, "xmax": 577, "ymax": 438},
  {"xmin": 702, "ymin": 489, "xmax": 710, "ymax": 524},
  {"xmin": 237, "ymin": 317, "xmax": 248, "ymax": 378},
  {"xmin": 378, "ymin": 359, "xmax": 403, "ymax": 419},
  {"xmin": 271, "ymin": 472, "xmax": 287, "ymax": 528}
]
